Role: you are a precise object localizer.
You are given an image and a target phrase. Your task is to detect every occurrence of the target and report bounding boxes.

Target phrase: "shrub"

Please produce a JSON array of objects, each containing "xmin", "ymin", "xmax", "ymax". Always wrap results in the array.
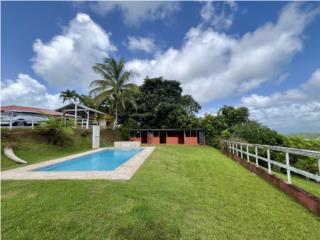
[
  {"xmin": 231, "ymin": 121, "xmax": 284, "ymax": 145},
  {"xmin": 119, "ymin": 125, "xmax": 130, "ymax": 140},
  {"xmin": 36, "ymin": 117, "xmax": 74, "ymax": 146}
]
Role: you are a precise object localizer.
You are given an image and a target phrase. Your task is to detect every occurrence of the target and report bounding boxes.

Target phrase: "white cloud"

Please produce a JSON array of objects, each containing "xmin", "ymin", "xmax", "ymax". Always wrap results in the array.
[
  {"xmin": 126, "ymin": 3, "xmax": 320, "ymax": 103},
  {"xmin": 89, "ymin": 1, "xmax": 180, "ymax": 26},
  {"xmin": 241, "ymin": 68, "xmax": 320, "ymax": 133},
  {"xmin": 1, "ymin": 74, "xmax": 62, "ymax": 109},
  {"xmin": 126, "ymin": 36, "xmax": 156, "ymax": 53},
  {"xmin": 303, "ymin": 68, "xmax": 320, "ymax": 89},
  {"xmin": 32, "ymin": 13, "xmax": 116, "ymax": 92},
  {"xmin": 200, "ymin": 1, "xmax": 238, "ymax": 30}
]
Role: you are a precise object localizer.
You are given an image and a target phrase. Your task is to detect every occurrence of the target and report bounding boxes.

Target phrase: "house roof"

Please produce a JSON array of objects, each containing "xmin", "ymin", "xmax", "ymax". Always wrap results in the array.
[
  {"xmin": 0, "ymin": 105, "xmax": 62, "ymax": 116},
  {"xmin": 56, "ymin": 103, "xmax": 106, "ymax": 115}
]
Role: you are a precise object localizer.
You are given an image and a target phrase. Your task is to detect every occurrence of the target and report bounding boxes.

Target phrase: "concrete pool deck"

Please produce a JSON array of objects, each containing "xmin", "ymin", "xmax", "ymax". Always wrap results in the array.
[{"xmin": 1, "ymin": 147, "xmax": 155, "ymax": 180}]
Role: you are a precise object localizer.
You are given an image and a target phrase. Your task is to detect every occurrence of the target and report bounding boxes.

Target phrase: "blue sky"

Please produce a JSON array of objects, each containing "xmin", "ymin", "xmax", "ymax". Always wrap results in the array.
[{"xmin": 1, "ymin": 1, "xmax": 320, "ymax": 133}]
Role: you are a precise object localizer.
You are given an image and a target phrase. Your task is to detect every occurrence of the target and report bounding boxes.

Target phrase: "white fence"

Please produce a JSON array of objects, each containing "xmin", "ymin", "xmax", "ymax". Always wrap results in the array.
[{"xmin": 224, "ymin": 140, "xmax": 320, "ymax": 183}]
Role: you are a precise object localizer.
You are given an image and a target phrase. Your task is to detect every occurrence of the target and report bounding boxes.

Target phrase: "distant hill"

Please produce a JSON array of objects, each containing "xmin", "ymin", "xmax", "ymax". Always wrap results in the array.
[{"xmin": 286, "ymin": 133, "xmax": 320, "ymax": 140}]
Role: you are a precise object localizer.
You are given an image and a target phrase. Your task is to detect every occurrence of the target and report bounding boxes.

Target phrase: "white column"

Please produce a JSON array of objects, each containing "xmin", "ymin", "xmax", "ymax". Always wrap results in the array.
[
  {"xmin": 267, "ymin": 149, "xmax": 271, "ymax": 174},
  {"xmin": 92, "ymin": 125, "xmax": 100, "ymax": 149},
  {"xmin": 31, "ymin": 114, "xmax": 34, "ymax": 130},
  {"xmin": 86, "ymin": 110, "xmax": 89, "ymax": 129},
  {"xmin": 255, "ymin": 146, "xmax": 258, "ymax": 167},
  {"xmin": 74, "ymin": 103, "xmax": 78, "ymax": 127},
  {"xmin": 81, "ymin": 119, "xmax": 84, "ymax": 128},
  {"xmin": 246, "ymin": 145, "xmax": 249, "ymax": 162},
  {"xmin": 285, "ymin": 152, "xmax": 292, "ymax": 184},
  {"xmin": 240, "ymin": 144, "xmax": 243, "ymax": 158},
  {"xmin": 9, "ymin": 112, "xmax": 13, "ymax": 130}
]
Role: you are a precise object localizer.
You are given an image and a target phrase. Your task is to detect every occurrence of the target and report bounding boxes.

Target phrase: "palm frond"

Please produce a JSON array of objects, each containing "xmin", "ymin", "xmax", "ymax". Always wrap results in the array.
[{"xmin": 94, "ymin": 90, "xmax": 113, "ymax": 105}]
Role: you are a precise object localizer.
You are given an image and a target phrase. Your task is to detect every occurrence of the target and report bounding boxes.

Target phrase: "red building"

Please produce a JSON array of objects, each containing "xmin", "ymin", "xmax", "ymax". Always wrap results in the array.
[{"xmin": 129, "ymin": 129, "xmax": 205, "ymax": 145}]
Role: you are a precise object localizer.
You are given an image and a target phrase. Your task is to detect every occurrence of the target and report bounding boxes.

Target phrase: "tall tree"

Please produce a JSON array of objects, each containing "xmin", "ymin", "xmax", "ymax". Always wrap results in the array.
[
  {"xmin": 60, "ymin": 90, "xmax": 79, "ymax": 103},
  {"xmin": 131, "ymin": 77, "xmax": 200, "ymax": 128},
  {"xmin": 89, "ymin": 58, "xmax": 138, "ymax": 129}
]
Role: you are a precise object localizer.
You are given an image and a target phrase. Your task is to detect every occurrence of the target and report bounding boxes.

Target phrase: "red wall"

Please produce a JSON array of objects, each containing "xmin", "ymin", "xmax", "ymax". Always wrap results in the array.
[
  {"xmin": 185, "ymin": 137, "xmax": 198, "ymax": 145},
  {"xmin": 166, "ymin": 137, "xmax": 179, "ymax": 144},
  {"xmin": 131, "ymin": 132, "xmax": 199, "ymax": 145},
  {"xmin": 149, "ymin": 137, "xmax": 160, "ymax": 144}
]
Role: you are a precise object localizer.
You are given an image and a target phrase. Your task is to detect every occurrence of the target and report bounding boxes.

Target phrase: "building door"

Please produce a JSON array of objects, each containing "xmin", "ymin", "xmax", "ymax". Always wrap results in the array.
[
  {"xmin": 160, "ymin": 131, "xmax": 166, "ymax": 144},
  {"xmin": 198, "ymin": 131, "xmax": 205, "ymax": 145}
]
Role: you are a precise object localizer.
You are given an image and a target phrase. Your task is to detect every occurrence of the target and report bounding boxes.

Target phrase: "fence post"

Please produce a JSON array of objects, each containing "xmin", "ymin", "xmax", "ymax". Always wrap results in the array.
[
  {"xmin": 236, "ymin": 143, "xmax": 238, "ymax": 156},
  {"xmin": 246, "ymin": 145, "xmax": 249, "ymax": 162},
  {"xmin": 233, "ymin": 142, "xmax": 235, "ymax": 155},
  {"xmin": 267, "ymin": 149, "xmax": 271, "ymax": 174},
  {"xmin": 240, "ymin": 144, "xmax": 243, "ymax": 158},
  {"xmin": 285, "ymin": 152, "xmax": 292, "ymax": 184},
  {"xmin": 255, "ymin": 146, "xmax": 258, "ymax": 167},
  {"xmin": 317, "ymin": 158, "xmax": 320, "ymax": 182}
]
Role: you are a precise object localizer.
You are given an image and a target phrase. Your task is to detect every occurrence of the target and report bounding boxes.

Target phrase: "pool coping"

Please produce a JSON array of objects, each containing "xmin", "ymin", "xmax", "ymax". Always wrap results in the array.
[{"xmin": 1, "ymin": 147, "xmax": 155, "ymax": 180}]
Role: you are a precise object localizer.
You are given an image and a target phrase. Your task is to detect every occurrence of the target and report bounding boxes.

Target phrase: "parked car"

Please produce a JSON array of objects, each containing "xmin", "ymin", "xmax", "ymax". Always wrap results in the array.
[{"xmin": 0, "ymin": 113, "xmax": 49, "ymax": 126}]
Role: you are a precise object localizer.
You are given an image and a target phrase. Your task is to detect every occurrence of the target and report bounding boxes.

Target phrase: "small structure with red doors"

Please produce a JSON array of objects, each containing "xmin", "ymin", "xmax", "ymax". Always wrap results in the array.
[{"xmin": 129, "ymin": 129, "xmax": 205, "ymax": 145}]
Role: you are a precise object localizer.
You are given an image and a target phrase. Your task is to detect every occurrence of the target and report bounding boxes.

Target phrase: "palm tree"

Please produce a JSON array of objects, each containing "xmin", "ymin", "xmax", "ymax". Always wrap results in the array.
[
  {"xmin": 60, "ymin": 89, "xmax": 79, "ymax": 104},
  {"xmin": 89, "ymin": 58, "xmax": 138, "ymax": 129}
]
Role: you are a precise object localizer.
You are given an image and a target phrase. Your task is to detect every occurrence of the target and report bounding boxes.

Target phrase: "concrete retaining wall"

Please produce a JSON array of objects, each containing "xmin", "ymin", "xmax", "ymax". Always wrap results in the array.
[{"xmin": 114, "ymin": 141, "xmax": 141, "ymax": 149}]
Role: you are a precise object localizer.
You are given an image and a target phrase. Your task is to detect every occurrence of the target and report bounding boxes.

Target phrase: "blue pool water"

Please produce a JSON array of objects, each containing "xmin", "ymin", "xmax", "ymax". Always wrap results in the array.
[{"xmin": 34, "ymin": 148, "xmax": 142, "ymax": 171}]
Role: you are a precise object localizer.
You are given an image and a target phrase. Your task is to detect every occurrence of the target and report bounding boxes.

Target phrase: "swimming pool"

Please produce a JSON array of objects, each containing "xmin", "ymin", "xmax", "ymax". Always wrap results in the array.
[{"xmin": 34, "ymin": 148, "xmax": 142, "ymax": 171}]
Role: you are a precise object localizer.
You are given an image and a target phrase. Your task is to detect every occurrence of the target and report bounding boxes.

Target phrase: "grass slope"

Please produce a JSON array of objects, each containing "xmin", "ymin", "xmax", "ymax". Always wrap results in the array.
[{"xmin": 2, "ymin": 145, "xmax": 319, "ymax": 240}]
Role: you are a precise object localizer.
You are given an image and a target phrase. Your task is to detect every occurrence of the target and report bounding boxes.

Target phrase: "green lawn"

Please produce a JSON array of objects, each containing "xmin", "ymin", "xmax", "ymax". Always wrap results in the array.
[{"xmin": 2, "ymin": 145, "xmax": 319, "ymax": 240}]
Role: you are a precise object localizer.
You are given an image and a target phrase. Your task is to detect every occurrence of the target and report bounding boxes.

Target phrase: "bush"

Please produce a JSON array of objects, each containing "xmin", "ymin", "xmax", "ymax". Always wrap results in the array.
[
  {"xmin": 119, "ymin": 125, "xmax": 130, "ymax": 140},
  {"xmin": 283, "ymin": 136, "xmax": 320, "ymax": 174},
  {"xmin": 231, "ymin": 121, "xmax": 284, "ymax": 145},
  {"xmin": 36, "ymin": 117, "xmax": 75, "ymax": 146}
]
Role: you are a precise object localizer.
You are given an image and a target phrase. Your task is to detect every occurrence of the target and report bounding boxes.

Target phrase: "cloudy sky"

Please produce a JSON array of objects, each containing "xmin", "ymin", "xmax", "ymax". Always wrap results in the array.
[{"xmin": 1, "ymin": 1, "xmax": 320, "ymax": 133}]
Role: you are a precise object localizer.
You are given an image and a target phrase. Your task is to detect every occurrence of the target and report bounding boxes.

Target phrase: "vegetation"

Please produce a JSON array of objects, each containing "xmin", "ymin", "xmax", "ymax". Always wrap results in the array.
[
  {"xmin": 1, "ymin": 128, "xmax": 121, "ymax": 171},
  {"xmin": 59, "ymin": 89, "xmax": 79, "ymax": 103},
  {"xmin": 231, "ymin": 121, "xmax": 284, "ymax": 146},
  {"xmin": 121, "ymin": 77, "xmax": 200, "ymax": 129},
  {"xmin": 200, "ymin": 106, "xmax": 250, "ymax": 146},
  {"xmin": 36, "ymin": 117, "xmax": 75, "ymax": 146},
  {"xmin": 90, "ymin": 58, "xmax": 139, "ymax": 129},
  {"xmin": 287, "ymin": 132, "xmax": 320, "ymax": 140},
  {"xmin": 2, "ymin": 145, "xmax": 319, "ymax": 239}
]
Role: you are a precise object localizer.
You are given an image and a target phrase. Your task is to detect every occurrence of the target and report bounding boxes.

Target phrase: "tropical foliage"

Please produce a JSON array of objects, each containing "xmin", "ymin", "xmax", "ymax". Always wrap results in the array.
[
  {"xmin": 121, "ymin": 77, "xmax": 200, "ymax": 129},
  {"xmin": 201, "ymin": 106, "xmax": 250, "ymax": 146},
  {"xmin": 89, "ymin": 58, "xmax": 139, "ymax": 129},
  {"xmin": 59, "ymin": 89, "xmax": 79, "ymax": 103},
  {"xmin": 36, "ymin": 117, "xmax": 74, "ymax": 146}
]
